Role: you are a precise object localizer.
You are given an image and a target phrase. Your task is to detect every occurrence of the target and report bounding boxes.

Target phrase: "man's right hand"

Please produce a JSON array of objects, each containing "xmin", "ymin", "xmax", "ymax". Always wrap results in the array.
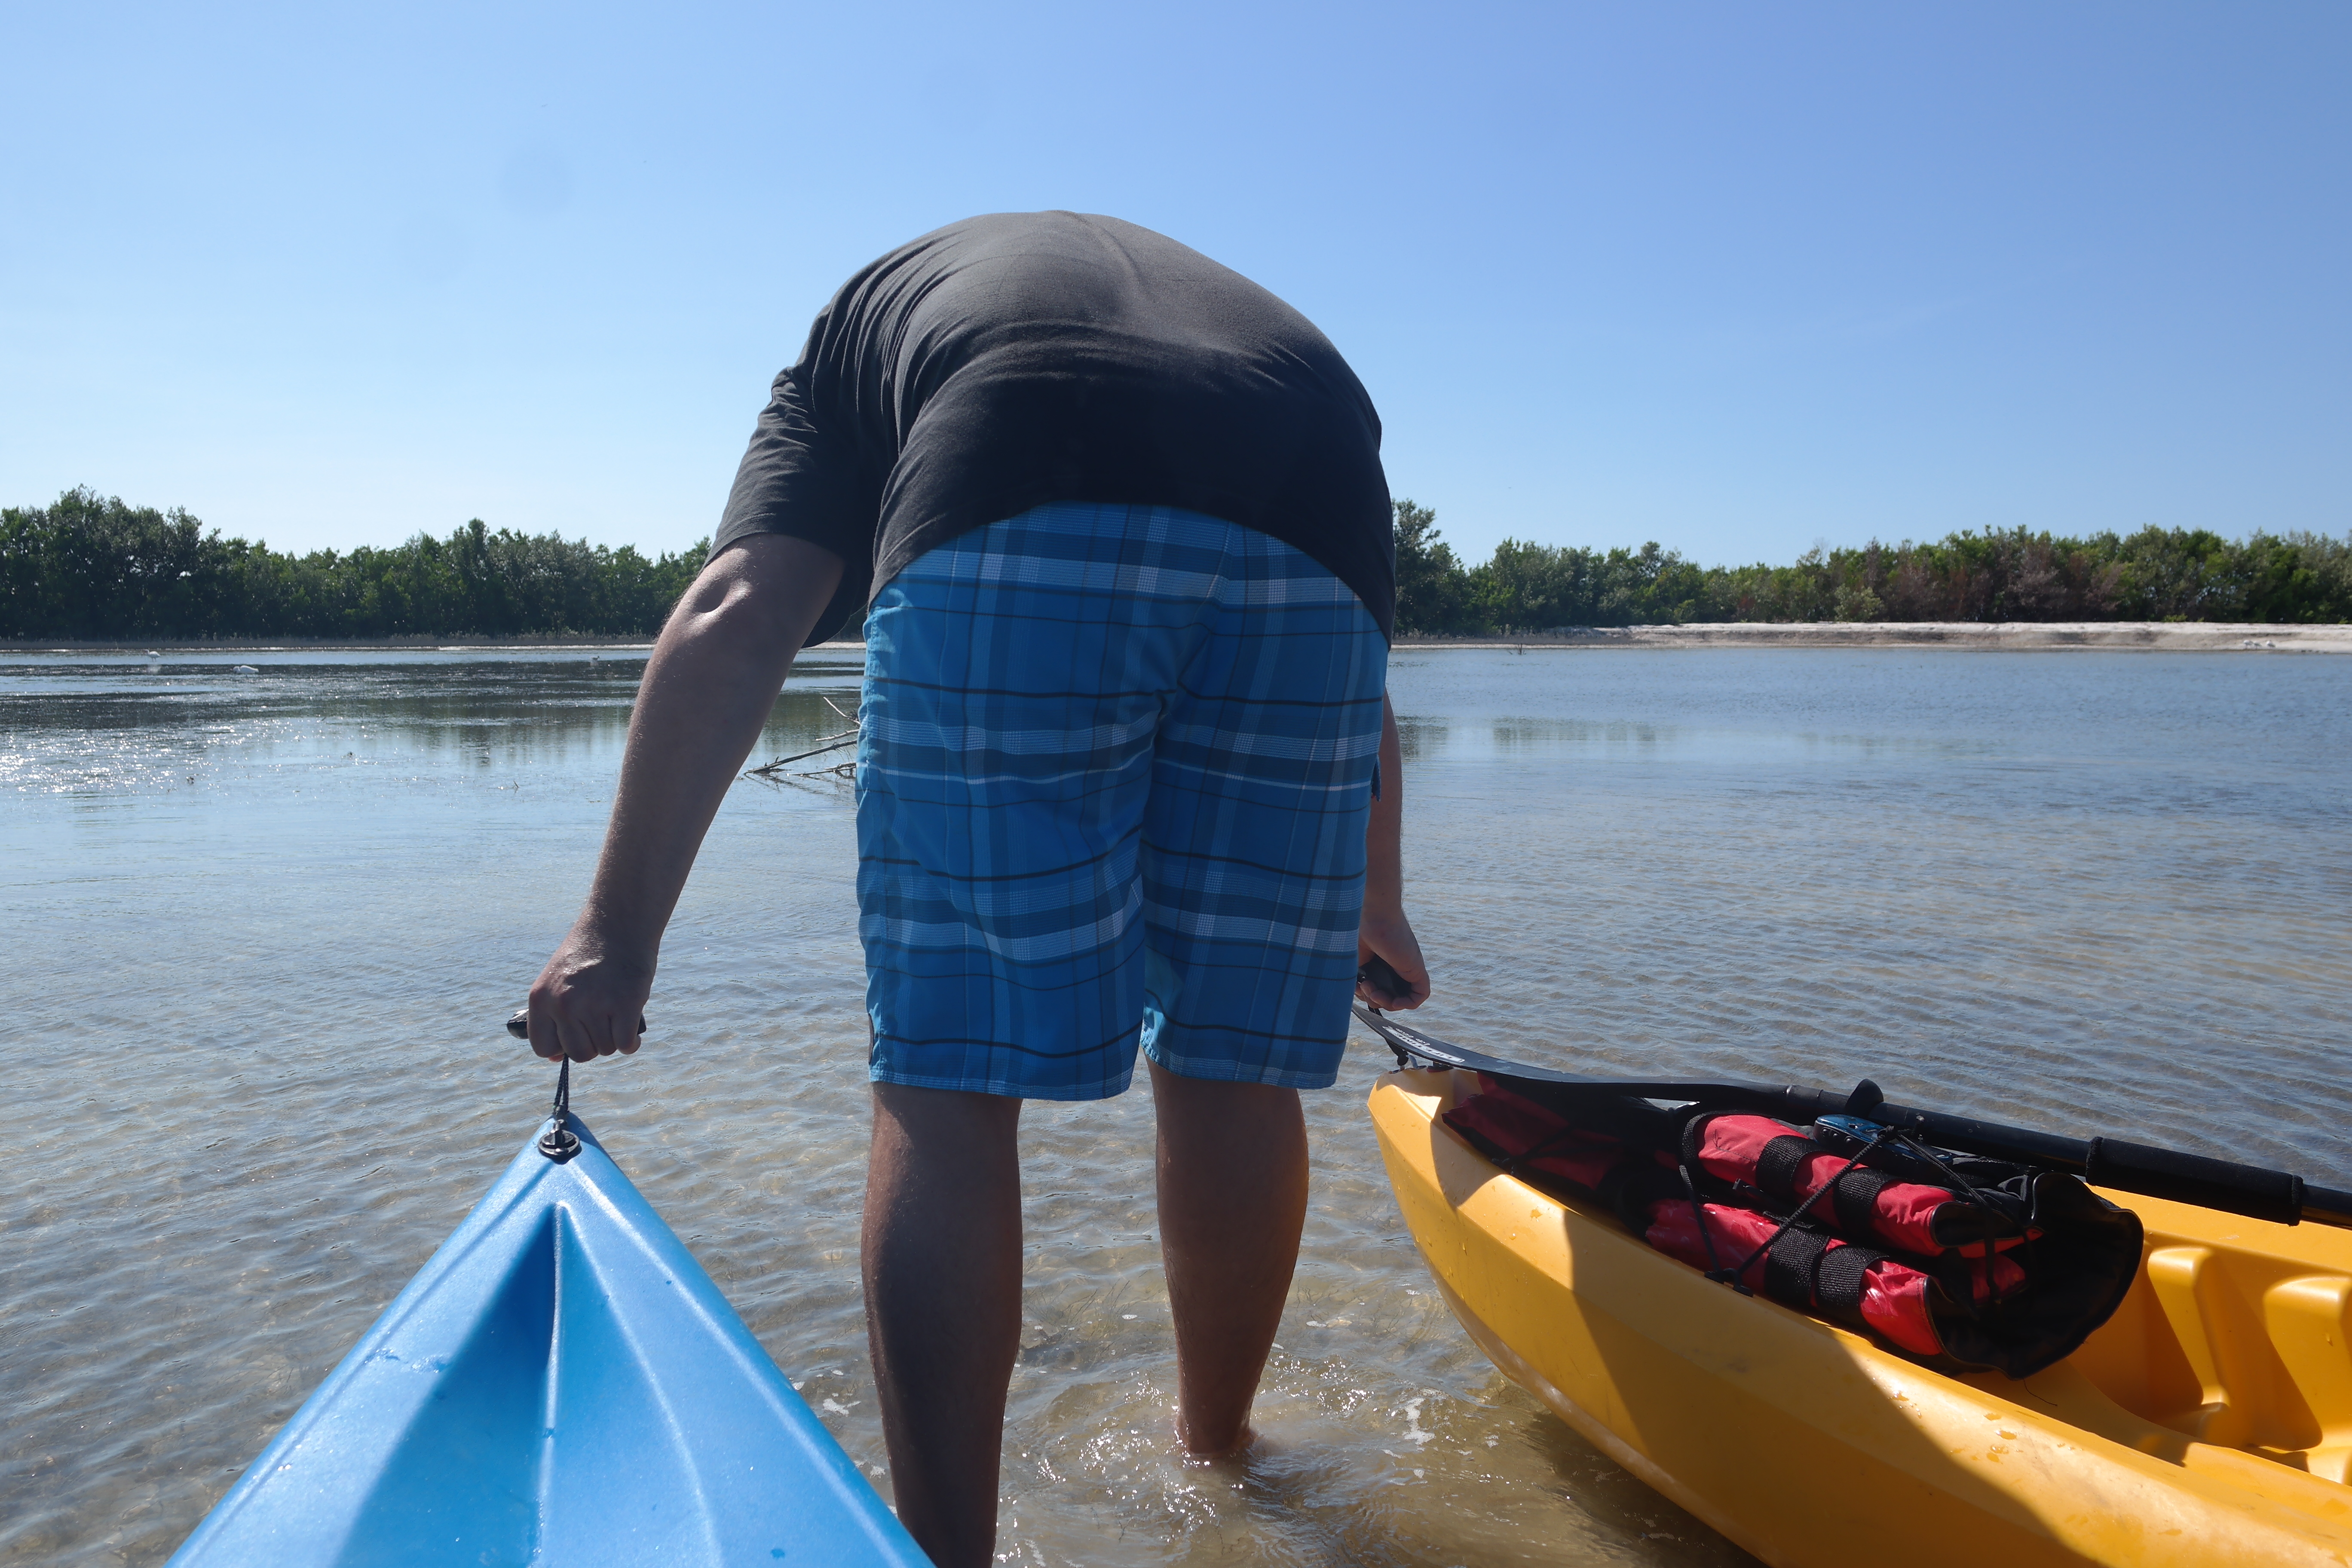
[{"xmin": 527, "ymin": 928, "xmax": 654, "ymax": 1063}]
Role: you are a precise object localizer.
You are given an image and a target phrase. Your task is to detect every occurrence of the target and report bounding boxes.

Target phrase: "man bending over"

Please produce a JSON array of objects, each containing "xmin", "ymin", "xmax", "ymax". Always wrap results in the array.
[{"xmin": 524, "ymin": 211, "xmax": 1430, "ymax": 1568}]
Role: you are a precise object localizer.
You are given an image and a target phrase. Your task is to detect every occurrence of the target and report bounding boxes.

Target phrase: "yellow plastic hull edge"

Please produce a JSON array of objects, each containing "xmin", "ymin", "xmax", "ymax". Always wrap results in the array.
[{"xmin": 1369, "ymin": 1068, "xmax": 2352, "ymax": 1568}]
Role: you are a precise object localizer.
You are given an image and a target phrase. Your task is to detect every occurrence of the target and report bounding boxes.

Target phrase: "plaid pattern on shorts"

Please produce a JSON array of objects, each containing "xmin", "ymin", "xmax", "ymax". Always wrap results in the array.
[{"xmin": 856, "ymin": 501, "xmax": 1388, "ymax": 1100}]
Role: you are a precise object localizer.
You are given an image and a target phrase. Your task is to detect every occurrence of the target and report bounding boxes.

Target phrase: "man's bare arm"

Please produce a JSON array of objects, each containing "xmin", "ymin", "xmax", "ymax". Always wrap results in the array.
[
  {"xmin": 527, "ymin": 533, "xmax": 845, "ymax": 1063},
  {"xmin": 1356, "ymin": 691, "xmax": 1430, "ymax": 1009}
]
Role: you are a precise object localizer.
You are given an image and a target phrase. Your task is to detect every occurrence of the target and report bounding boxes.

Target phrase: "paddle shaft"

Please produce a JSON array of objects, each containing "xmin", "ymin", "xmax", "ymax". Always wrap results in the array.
[{"xmin": 1354, "ymin": 1004, "xmax": 2352, "ymax": 1231}]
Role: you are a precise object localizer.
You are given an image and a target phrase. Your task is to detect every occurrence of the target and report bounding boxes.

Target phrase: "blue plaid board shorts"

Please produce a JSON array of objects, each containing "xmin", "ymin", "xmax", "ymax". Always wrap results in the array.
[{"xmin": 855, "ymin": 501, "xmax": 1389, "ymax": 1100}]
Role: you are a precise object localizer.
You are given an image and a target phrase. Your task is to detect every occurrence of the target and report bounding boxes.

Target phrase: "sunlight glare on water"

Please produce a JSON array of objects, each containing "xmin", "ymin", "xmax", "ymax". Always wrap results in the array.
[{"xmin": 2, "ymin": 644, "xmax": 2345, "ymax": 1566}]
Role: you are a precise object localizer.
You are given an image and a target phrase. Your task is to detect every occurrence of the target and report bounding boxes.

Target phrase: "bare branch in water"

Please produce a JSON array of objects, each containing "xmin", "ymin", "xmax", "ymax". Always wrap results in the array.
[{"xmin": 745, "ymin": 727, "xmax": 858, "ymax": 778}]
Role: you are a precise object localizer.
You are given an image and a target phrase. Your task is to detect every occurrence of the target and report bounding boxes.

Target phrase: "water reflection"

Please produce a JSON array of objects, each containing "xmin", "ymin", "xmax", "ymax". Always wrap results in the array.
[{"xmin": 0, "ymin": 649, "xmax": 867, "ymax": 798}]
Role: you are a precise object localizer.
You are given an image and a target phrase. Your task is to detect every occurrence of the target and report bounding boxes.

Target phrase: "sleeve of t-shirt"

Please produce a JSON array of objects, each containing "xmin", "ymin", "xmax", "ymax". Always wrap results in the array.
[{"xmin": 710, "ymin": 362, "xmax": 871, "ymax": 646}]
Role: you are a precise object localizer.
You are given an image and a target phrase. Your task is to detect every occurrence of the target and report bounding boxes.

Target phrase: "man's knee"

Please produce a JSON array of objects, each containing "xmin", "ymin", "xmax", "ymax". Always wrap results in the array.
[
  {"xmin": 1148, "ymin": 1059, "xmax": 1305, "ymax": 1146},
  {"xmin": 870, "ymin": 1081, "xmax": 1023, "ymax": 1160}
]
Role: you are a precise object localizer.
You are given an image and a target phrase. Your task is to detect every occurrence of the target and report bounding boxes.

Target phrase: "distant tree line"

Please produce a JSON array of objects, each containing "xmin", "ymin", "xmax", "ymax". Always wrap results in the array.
[
  {"xmin": 1391, "ymin": 500, "xmax": 2352, "ymax": 635},
  {"xmin": 8, "ymin": 488, "xmax": 2348, "ymax": 642},
  {"xmin": 2, "ymin": 489, "xmax": 707, "ymax": 640}
]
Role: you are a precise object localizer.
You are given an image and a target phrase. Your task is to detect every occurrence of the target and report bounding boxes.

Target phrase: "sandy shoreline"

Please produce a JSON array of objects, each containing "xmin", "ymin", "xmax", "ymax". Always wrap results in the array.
[
  {"xmin": 1398, "ymin": 621, "xmax": 2352, "ymax": 652},
  {"xmin": 8, "ymin": 623, "xmax": 2348, "ymax": 655}
]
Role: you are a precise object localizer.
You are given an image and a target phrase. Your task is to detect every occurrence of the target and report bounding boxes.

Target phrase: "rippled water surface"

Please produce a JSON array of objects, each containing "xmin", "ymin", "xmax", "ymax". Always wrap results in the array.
[{"xmin": 4, "ymin": 644, "xmax": 2346, "ymax": 1566}]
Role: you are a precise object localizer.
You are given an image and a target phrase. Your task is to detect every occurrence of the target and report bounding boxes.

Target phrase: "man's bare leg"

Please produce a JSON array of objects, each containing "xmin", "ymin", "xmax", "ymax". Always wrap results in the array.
[
  {"xmin": 862, "ymin": 1082, "xmax": 1024, "ymax": 1568},
  {"xmin": 1147, "ymin": 1057, "xmax": 1310, "ymax": 1455}
]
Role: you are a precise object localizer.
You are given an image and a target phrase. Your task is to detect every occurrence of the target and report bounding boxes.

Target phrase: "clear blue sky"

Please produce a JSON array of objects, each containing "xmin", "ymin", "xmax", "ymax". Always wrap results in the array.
[{"xmin": 6, "ymin": 2, "xmax": 2346, "ymax": 566}]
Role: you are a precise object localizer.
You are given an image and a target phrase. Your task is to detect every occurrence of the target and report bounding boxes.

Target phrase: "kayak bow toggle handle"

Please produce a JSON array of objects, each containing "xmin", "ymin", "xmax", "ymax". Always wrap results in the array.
[
  {"xmin": 505, "ymin": 1008, "xmax": 648, "ymax": 1043},
  {"xmin": 500, "ymin": 1007, "xmax": 645, "ymax": 1164}
]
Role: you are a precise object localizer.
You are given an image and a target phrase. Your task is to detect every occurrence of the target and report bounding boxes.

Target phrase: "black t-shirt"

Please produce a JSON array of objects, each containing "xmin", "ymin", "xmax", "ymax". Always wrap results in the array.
[{"xmin": 712, "ymin": 211, "xmax": 1393, "ymax": 644}]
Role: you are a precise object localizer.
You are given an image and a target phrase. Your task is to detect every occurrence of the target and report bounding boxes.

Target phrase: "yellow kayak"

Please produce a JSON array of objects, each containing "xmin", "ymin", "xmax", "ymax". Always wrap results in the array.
[{"xmin": 1370, "ymin": 1065, "xmax": 2352, "ymax": 1567}]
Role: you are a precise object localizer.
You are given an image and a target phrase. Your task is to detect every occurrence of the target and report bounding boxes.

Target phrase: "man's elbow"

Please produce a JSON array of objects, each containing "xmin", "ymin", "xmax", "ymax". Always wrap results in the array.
[{"xmin": 670, "ymin": 534, "xmax": 845, "ymax": 652}]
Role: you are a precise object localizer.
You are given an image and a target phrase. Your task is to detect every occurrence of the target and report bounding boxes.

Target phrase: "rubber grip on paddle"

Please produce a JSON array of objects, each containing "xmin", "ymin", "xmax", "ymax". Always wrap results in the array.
[
  {"xmin": 2086, "ymin": 1137, "xmax": 2306, "ymax": 1225},
  {"xmin": 506, "ymin": 1008, "xmax": 647, "ymax": 1041}
]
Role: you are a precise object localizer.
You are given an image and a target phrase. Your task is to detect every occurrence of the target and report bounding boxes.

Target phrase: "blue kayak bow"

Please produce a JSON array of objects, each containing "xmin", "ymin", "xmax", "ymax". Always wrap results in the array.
[{"xmin": 168, "ymin": 1114, "xmax": 925, "ymax": 1568}]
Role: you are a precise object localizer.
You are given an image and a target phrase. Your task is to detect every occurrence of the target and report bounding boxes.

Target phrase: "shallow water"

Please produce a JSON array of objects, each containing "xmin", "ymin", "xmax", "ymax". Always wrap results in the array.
[{"xmin": 2, "ymin": 644, "xmax": 2345, "ymax": 1566}]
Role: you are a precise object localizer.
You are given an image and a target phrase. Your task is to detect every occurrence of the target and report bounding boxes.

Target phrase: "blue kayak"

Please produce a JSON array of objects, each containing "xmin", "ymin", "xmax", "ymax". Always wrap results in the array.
[{"xmin": 168, "ymin": 1115, "xmax": 927, "ymax": 1567}]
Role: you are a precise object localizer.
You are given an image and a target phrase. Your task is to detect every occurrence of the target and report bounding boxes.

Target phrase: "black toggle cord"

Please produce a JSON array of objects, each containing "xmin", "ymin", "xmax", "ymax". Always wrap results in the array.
[
  {"xmin": 539, "ymin": 1057, "xmax": 580, "ymax": 1162},
  {"xmin": 501, "ymin": 1007, "xmax": 644, "ymax": 1162}
]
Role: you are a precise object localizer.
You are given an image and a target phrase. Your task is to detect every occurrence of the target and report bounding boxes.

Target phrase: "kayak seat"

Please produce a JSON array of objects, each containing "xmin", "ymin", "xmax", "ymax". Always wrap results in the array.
[
  {"xmin": 2071, "ymin": 1240, "xmax": 2352, "ymax": 1481},
  {"xmin": 2265, "ymin": 1275, "xmax": 2352, "ymax": 1482}
]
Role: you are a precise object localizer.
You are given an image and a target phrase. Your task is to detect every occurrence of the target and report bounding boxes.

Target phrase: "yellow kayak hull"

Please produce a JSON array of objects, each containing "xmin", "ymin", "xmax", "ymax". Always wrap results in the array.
[{"xmin": 1369, "ymin": 1067, "xmax": 2352, "ymax": 1567}]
